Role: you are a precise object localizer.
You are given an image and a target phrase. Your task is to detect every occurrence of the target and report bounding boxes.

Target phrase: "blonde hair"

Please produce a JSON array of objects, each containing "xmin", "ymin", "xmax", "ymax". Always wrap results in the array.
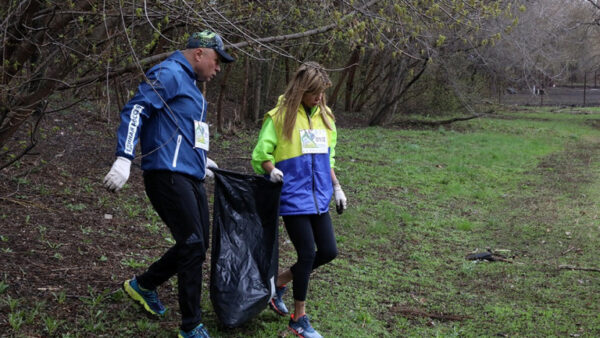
[{"xmin": 274, "ymin": 62, "xmax": 334, "ymax": 140}]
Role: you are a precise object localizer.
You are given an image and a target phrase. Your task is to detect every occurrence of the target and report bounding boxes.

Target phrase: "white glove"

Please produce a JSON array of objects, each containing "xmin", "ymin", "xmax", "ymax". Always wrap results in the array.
[
  {"xmin": 103, "ymin": 156, "xmax": 131, "ymax": 192},
  {"xmin": 333, "ymin": 180, "xmax": 347, "ymax": 212},
  {"xmin": 205, "ymin": 157, "xmax": 218, "ymax": 179},
  {"xmin": 269, "ymin": 168, "xmax": 284, "ymax": 183}
]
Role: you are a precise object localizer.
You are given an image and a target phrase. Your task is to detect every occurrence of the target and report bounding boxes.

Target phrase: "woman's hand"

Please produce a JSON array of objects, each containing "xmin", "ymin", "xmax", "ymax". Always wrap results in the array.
[
  {"xmin": 333, "ymin": 179, "xmax": 347, "ymax": 213},
  {"xmin": 262, "ymin": 161, "xmax": 283, "ymax": 183},
  {"xmin": 269, "ymin": 168, "xmax": 284, "ymax": 183}
]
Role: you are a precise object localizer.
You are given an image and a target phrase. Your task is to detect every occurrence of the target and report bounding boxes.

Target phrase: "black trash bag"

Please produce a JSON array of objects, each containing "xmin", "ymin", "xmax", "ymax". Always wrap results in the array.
[{"xmin": 210, "ymin": 168, "xmax": 282, "ymax": 328}]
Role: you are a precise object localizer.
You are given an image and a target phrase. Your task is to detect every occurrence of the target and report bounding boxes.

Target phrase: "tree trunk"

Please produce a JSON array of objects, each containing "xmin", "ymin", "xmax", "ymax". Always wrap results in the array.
[
  {"xmin": 264, "ymin": 58, "xmax": 276, "ymax": 108},
  {"xmin": 216, "ymin": 65, "xmax": 232, "ymax": 133},
  {"xmin": 330, "ymin": 51, "xmax": 357, "ymax": 109},
  {"xmin": 253, "ymin": 62, "xmax": 262, "ymax": 123},
  {"xmin": 353, "ymin": 52, "xmax": 381, "ymax": 112},
  {"xmin": 285, "ymin": 56, "xmax": 290, "ymax": 85},
  {"xmin": 241, "ymin": 57, "xmax": 249, "ymax": 127},
  {"xmin": 584, "ymin": 71, "xmax": 587, "ymax": 107},
  {"xmin": 369, "ymin": 60, "xmax": 428, "ymax": 126},
  {"xmin": 345, "ymin": 48, "xmax": 360, "ymax": 112}
]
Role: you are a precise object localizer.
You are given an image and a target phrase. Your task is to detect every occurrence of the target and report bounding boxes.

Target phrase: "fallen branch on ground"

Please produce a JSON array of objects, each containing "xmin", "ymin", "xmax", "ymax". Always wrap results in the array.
[
  {"xmin": 393, "ymin": 109, "xmax": 494, "ymax": 127},
  {"xmin": 0, "ymin": 197, "xmax": 54, "ymax": 212},
  {"xmin": 465, "ymin": 250, "xmax": 513, "ymax": 263}
]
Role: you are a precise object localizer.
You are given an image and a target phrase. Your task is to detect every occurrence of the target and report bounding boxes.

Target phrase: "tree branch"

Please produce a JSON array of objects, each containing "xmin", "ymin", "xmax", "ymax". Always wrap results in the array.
[
  {"xmin": 0, "ymin": 102, "xmax": 46, "ymax": 170},
  {"xmin": 63, "ymin": 0, "xmax": 380, "ymax": 87}
]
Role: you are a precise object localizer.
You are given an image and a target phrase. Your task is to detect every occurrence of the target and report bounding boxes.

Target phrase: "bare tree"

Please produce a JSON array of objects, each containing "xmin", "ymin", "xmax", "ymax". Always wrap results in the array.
[
  {"xmin": 476, "ymin": 0, "xmax": 600, "ymax": 93},
  {"xmin": 0, "ymin": 0, "xmax": 523, "ymax": 168}
]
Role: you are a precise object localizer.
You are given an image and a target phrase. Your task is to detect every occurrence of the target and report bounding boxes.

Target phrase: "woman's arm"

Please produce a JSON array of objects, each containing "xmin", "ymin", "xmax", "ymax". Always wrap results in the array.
[
  {"xmin": 251, "ymin": 117, "xmax": 277, "ymax": 174},
  {"xmin": 262, "ymin": 160, "xmax": 276, "ymax": 174}
]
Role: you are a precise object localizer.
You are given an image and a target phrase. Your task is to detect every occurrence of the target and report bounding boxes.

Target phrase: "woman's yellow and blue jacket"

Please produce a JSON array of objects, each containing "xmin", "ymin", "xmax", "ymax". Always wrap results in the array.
[{"xmin": 252, "ymin": 99, "xmax": 337, "ymax": 216}]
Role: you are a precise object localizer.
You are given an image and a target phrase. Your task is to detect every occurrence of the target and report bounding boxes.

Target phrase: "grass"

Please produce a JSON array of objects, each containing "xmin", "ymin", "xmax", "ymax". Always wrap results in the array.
[
  {"xmin": 3, "ymin": 107, "xmax": 600, "ymax": 336},
  {"xmin": 299, "ymin": 108, "xmax": 600, "ymax": 337}
]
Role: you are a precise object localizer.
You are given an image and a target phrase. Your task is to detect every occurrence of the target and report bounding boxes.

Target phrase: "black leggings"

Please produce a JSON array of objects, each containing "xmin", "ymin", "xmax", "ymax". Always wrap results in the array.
[{"xmin": 283, "ymin": 213, "xmax": 338, "ymax": 302}]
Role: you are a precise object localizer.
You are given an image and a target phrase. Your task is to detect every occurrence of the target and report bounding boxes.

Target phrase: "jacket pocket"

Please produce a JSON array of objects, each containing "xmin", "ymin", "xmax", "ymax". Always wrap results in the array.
[{"xmin": 172, "ymin": 134, "xmax": 182, "ymax": 168}]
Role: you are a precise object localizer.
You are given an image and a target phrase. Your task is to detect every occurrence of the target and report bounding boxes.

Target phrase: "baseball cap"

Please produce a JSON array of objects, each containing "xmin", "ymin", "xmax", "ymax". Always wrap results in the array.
[{"xmin": 186, "ymin": 30, "xmax": 235, "ymax": 63}]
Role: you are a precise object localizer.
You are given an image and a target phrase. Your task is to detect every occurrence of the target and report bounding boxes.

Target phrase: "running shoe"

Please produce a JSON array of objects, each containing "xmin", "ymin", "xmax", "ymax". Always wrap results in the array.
[
  {"xmin": 178, "ymin": 323, "xmax": 210, "ymax": 338},
  {"xmin": 288, "ymin": 314, "xmax": 322, "ymax": 338},
  {"xmin": 123, "ymin": 277, "xmax": 166, "ymax": 316},
  {"xmin": 269, "ymin": 285, "xmax": 289, "ymax": 316}
]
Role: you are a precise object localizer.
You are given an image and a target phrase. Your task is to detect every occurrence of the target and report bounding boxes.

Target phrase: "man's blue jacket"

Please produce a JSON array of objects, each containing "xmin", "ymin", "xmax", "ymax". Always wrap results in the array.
[{"xmin": 115, "ymin": 51, "xmax": 209, "ymax": 180}]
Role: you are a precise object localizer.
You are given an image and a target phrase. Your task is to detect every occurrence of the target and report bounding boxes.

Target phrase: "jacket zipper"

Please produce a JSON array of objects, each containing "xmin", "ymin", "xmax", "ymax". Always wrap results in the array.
[
  {"xmin": 306, "ymin": 107, "xmax": 320, "ymax": 214},
  {"xmin": 172, "ymin": 134, "xmax": 182, "ymax": 167},
  {"xmin": 311, "ymin": 153, "xmax": 320, "ymax": 214}
]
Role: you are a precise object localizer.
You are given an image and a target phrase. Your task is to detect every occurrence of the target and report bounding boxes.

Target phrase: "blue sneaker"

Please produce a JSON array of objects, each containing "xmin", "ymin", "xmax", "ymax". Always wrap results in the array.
[
  {"xmin": 178, "ymin": 323, "xmax": 210, "ymax": 338},
  {"xmin": 269, "ymin": 285, "xmax": 289, "ymax": 316},
  {"xmin": 288, "ymin": 314, "xmax": 322, "ymax": 338},
  {"xmin": 123, "ymin": 277, "xmax": 166, "ymax": 316}
]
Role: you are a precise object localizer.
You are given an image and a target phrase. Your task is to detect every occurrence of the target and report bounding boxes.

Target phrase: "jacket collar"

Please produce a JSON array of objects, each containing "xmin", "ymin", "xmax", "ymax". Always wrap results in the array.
[
  {"xmin": 170, "ymin": 50, "xmax": 197, "ymax": 80},
  {"xmin": 300, "ymin": 103, "xmax": 319, "ymax": 117}
]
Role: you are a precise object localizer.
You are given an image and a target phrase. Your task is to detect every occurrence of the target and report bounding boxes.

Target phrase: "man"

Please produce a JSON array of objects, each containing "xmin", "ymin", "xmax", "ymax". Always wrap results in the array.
[{"xmin": 103, "ymin": 30, "xmax": 235, "ymax": 338}]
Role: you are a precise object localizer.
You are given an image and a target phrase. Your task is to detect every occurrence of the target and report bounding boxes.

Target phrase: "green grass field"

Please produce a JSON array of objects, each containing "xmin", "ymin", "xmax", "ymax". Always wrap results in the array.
[{"xmin": 2, "ymin": 107, "xmax": 600, "ymax": 337}]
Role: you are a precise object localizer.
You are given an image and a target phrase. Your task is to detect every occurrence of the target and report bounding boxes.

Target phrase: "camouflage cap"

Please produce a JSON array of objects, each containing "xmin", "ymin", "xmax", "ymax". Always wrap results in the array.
[{"xmin": 186, "ymin": 30, "xmax": 235, "ymax": 63}]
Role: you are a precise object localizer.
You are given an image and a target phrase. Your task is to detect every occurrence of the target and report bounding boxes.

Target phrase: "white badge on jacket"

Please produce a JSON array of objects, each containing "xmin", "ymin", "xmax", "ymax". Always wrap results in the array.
[
  {"xmin": 194, "ymin": 120, "xmax": 210, "ymax": 151},
  {"xmin": 300, "ymin": 129, "xmax": 328, "ymax": 154}
]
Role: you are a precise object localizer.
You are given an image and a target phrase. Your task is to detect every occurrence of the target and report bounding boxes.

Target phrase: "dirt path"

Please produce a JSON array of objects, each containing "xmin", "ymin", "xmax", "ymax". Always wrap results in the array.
[{"xmin": 479, "ymin": 133, "xmax": 600, "ymax": 258}]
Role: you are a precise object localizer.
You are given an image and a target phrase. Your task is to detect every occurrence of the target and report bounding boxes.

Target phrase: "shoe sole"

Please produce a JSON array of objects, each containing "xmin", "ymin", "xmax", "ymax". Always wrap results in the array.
[
  {"xmin": 122, "ymin": 280, "xmax": 165, "ymax": 316},
  {"xmin": 269, "ymin": 298, "xmax": 288, "ymax": 316},
  {"xmin": 288, "ymin": 326, "xmax": 305, "ymax": 337},
  {"xmin": 289, "ymin": 326, "xmax": 322, "ymax": 338}
]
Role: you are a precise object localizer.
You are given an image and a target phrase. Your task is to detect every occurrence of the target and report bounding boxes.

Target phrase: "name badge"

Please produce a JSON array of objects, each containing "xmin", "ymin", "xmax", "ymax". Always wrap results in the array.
[
  {"xmin": 194, "ymin": 120, "xmax": 209, "ymax": 151},
  {"xmin": 300, "ymin": 129, "xmax": 328, "ymax": 154}
]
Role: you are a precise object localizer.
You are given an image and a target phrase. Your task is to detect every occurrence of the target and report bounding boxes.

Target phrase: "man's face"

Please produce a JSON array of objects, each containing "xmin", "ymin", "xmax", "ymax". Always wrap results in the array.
[{"xmin": 195, "ymin": 48, "xmax": 221, "ymax": 82}]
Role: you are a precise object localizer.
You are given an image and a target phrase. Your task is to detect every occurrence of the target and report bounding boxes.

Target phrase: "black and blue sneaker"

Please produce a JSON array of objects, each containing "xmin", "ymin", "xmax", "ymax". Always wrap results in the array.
[
  {"xmin": 288, "ymin": 314, "xmax": 322, "ymax": 338},
  {"xmin": 123, "ymin": 277, "xmax": 166, "ymax": 316},
  {"xmin": 269, "ymin": 285, "xmax": 289, "ymax": 316},
  {"xmin": 178, "ymin": 323, "xmax": 210, "ymax": 338}
]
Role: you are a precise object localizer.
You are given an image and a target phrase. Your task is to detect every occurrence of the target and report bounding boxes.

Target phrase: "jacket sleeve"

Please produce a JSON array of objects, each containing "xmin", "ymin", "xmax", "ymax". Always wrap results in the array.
[
  {"xmin": 251, "ymin": 116, "xmax": 277, "ymax": 174},
  {"xmin": 115, "ymin": 68, "xmax": 179, "ymax": 159},
  {"xmin": 330, "ymin": 120, "xmax": 337, "ymax": 168}
]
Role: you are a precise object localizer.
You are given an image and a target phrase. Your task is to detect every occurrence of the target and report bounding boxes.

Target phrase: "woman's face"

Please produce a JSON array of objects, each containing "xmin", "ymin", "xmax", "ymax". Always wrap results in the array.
[{"xmin": 302, "ymin": 91, "xmax": 323, "ymax": 108}]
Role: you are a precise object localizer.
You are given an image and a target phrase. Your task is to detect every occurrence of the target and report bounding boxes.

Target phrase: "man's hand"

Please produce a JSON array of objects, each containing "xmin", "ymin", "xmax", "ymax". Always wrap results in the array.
[
  {"xmin": 269, "ymin": 168, "xmax": 284, "ymax": 183},
  {"xmin": 333, "ymin": 180, "xmax": 347, "ymax": 214},
  {"xmin": 205, "ymin": 157, "xmax": 218, "ymax": 179},
  {"xmin": 103, "ymin": 157, "xmax": 131, "ymax": 192}
]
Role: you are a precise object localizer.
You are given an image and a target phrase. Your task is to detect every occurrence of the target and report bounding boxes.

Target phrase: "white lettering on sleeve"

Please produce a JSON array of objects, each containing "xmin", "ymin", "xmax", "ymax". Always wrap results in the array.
[{"xmin": 124, "ymin": 104, "xmax": 143, "ymax": 155}]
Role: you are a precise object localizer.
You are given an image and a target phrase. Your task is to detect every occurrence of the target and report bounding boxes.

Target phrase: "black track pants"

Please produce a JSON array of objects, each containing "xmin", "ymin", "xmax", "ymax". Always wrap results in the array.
[
  {"xmin": 136, "ymin": 171, "xmax": 209, "ymax": 332},
  {"xmin": 283, "ymin": 213, "xmax": 338, "ymax": 302}
]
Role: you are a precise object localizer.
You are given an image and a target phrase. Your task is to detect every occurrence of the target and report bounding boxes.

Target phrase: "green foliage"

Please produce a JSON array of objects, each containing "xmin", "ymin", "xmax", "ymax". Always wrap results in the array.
[
  {"xmin": 0, "ymin": 279, "xmax": 8, "ymax": 294},
  {"xmin": 52, "ymin": 290, "xmax": 67, "ymax": 304},
  {"xmin": 65, "ymin": 203, "xmax": 87, "ymax": 211},
  {"xmin": 120, "ymin": 256, "xmax": 146, "ymax": 269},
  {"xmin": 8, "ymin": 311, "xmax": 24, "ymax": 331},
  {"xmin": 42, "ymin": 314, "xmax": 63, "ymax": 335}
]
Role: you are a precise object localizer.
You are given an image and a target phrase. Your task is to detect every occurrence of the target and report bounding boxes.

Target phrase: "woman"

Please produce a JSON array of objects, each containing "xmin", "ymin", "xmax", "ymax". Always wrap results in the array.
[{"xmin": 252, "ymin": 62, "xmax": 347, "ymax": 338}]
